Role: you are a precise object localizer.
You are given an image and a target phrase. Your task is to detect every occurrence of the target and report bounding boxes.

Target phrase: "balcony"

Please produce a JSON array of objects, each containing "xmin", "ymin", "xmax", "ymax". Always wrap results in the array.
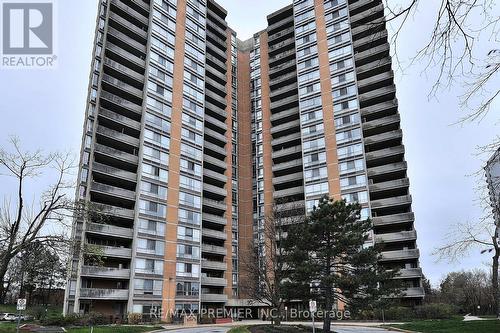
[
  {"xmin": 272, "ymin": 159, "xmax": 303, "ymax": 173},
  {"xmin": 355, "ymin": 43, "xmax": 390, "ymax": 65},
  {"xmin": 268, "ymin": 37, "xmax": 295, "ymax": 53},
  {"xmin": 272, "ymin": 172, "xmax": 303, "ymax": 185},
  {"xmin": 201, "ymin": 276, "xmax": 228, "ymax": 287},
  {"xmin": 363, "ymin": 114, "xmax": 400, "ymax": 132},
  {"xmin": 270, "ymin": 107, "xmax": 299, "ymax": 124},
  {"xmin": 204, "ymin": 140, "xmax": 227, "ymax": 157},
  {"xmin": 350, "ymin": 17, "xmax": 384, "ymax": 39},
  {"xmin": 203, "ymin": 213, "xmax": 227, "ymax": 226},
  {"xmin": 203, "ymin": 183, "xmax": 227, "ymax": 197},
  {"xmin": 270, "ymin": 82, "xmax": 298, "ymax": 102},
  {"xmin": 96, "ymin": 125, "xmax": 140, "ymax": 148},
  {"xmin": 80, "ymin": 266, "xmax": 130, "ymax": 279},
  {"xmin": 397, "ymin": 268, "xmax": 423, "ymax": 279},
  {"xmin": 271, "ymin": 119, "xmax": 300, "ymax": 137},
  {"xmin": 205, "ymin": 100, "xmax": 227, "ymax": 120},
  {"xmin": 353, "ymin": 30, "xmax": 388, "ymax": 51},
  {"xmin": 359, "ymin": 85, "xmax": 396, "ymax": 106},
  {"xmin": 94, "ymin": 143, "xmax": 139, "ymax": 165},
  {"xmin": 92, "ymin": 161, "xmax": 137, "ymax": 182},
  {"xmin": 370, "ymin": 195, "xmax": 412, "ymax": 209},
  {"xmin": 203, "ymin": 198, "xmax": 227, "ymax": 211},
  {"xmin": 206, "ymin": 53, "xmax": 227, "ymax": 74},
  {"xmin": 91, "ymin": 245, "xmax": 132, "ymax": 258},
  {"xmin": 110, "ymin": 0, "xmax": 148, "ymax": 25},
  {"xmin": 350, "ymin": 4, "xmax": 383, "ymax": 25},
  {"xmin": 380, "ymin": 249, "xmax": 419, "ymax": 261},
  {"xmin": 204, "ymin": 154, "xmax": 226, "ymax": 170},
  {"xmin": 357, "ymin": 70, "xmax": 394, "ymax": 92},
  {"xmin": 273, "ymin": 185, "xmax": 304, "ymax": 199},
  {"xmin": 105, "ymin": 42, "xmax": 145, "ymax": 68},
  {"xmin": 202, "ymin": 244, "xmax": 227, "ymax": 255},
  {"xmin": 267, "ymin": 15, "xmax": 294, "ymax": 34},
  {"xmin": 202, "ymin": 228, "xmax": 227, "ymax": 241},
  {"xmin": 365, "ymin": 145, "xmax": 405, "ymax": 162},
  {"xmin": 367, "ymin": 161, "xmax": 407, "ymax": 178},
  {"xmin": 269, "ymin": 59, "xmax": 296, "ymax": 76},
  {"xmin": 268, "ymin": 26, "xmax": 294, "ymax": 43},
  {"xmin": 103, "ymin": 57, "xmax": 144, "ymax": 83},
  {"xmin": 109, "ymin": 11, "xmax": 148, "ymax": 40},
  {"xmin": 201, "ymin": 260, "xmax": 227, "ymax": 271},
  {"xmin": 205, "ymin": 89, "xmax": 227, "ymax": 110},
  {"xmin": 87, "ymin": 222, "xmax": 134, "ymax": 239},
  {"xmin": 356, "ymin": 57, "xmax": 392, "ymax": 78},
  {"xmin": 205, "ymin": 114, "xmax": 228, "ymax": 132},
  {"xmin": 272, "ymin": 145, "xmax": 302, "ymax": 160},
  {"xmin": 375, "ymin": 230, "xmax": 417, "ymax": 243},
  {"xmin": 107, "ymin": 27, "xmax": 146, "ymax": 54},
  {"xmin": 269, "ymin": 49, "xmax": 296, "ymax": 66},
  {"xmin": 205, "ymin": 127, "xmax": 227, "ymax": 145},
  {"xmin": 205, "ymin": 75, "xmax": 227, "ymax": 96},
  {"xmin": 403, "ymin": 287, "xmax": 425, "ymax": 298},
  {"xmin": 201, "ymin": 293, "xmax": 228, "ymax": 302},
  {"xmin": 101, "ymin": 74, "xmax": 143, "ymax": 99},
  {"xmin": 90, "ymin": 181, "xmax": 136, "ymax": 201},
  {"xmin": 100, "ymin": 90, "xmax": 143, "ymax": 115},
  {"xmin": 369, "ymin": 178, "xmax": 409, "ymax": 193},
  {"xmin": 203, "ymin": 168, "xmax": 227, "ymax": 183},
  {"xmin": 99, "ymin": 107, "xmax": 141, "ymax": 131},
  {"xmin": 364, "ymin": 129, "xmax": 402, "ymax": 146},
  {"xmin": 360, "ymin": 99, "xmax": 398, "ymax": 118},
  {"xmin": 270, "ymin": 94, "xmax": 298, "ymax": 111},
  {"xmin": 79, "ymin": 288, "xmax": 129, "ymax": 300},
  {"xmin": 97, "ymin": 203, "xmax": 135, "ymax": 220},
  {"xmin": 206, "ymin": 40, "xmax": 227, "ymax": 61},
  {"xmin": 372, "ymin": 212, "xmax": 414, "ymax": 227},
  {"xmin": 271, "ymin": 131, "xmax": 301, "ymax": 147}
]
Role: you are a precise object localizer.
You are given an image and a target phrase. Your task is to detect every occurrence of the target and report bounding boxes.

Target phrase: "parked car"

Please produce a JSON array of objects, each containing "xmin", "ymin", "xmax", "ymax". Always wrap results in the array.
[{"xmin": 3, "ymin": 313, "xmax": 20, "ymax": 321}]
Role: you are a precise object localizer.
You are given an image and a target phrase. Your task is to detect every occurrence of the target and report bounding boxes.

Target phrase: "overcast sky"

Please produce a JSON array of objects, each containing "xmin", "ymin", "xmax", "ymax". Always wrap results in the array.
[{"xmin": 0, "ymin": 0, "xmax": 498, "ymax": 287}]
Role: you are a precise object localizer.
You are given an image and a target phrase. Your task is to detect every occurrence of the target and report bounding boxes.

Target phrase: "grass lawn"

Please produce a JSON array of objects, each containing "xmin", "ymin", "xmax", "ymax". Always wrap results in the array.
[
  {"xmin": 388, "ymin": 317, "xmax": 500, "ymax": 333},
  {"xmin": 0, "ymin": 322, "xmax": 161, "ymax": 333}
]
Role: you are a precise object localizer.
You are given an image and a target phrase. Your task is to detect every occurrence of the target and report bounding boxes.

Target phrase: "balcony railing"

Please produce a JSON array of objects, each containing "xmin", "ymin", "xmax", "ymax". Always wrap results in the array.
[
  {"xmin": 79, "ymin": 288, "xmax": 129, "ymax": 300},
  {"xmin": 87, "ymin": 222, "xmax": 134, "ymax": 238},
  {"xmin": 80, "ymin": 266, "xmax": 130, "ymax": 279}
]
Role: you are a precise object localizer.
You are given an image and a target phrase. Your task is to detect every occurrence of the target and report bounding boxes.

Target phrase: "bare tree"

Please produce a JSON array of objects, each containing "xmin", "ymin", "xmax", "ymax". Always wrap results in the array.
[
  {"xmin": 384, "ymin": 0, "xmax": 499, "ymax": 125},
  {"xmin": 434, "ymin": 148, "xmax": 500, "ymax": 318},
  {"xmin": 0, "ymin": 137, "xmax": 75, "ymax": 303},
  {"xmin": 239, "ymin": 200, "xmax": 305, "ymax": 325}
]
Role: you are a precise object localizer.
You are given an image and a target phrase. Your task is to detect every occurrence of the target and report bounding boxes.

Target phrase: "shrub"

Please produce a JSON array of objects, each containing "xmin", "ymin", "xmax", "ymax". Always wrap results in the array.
[
  {"xmin": 127, "ymin": 312, "xmax": 143, "ymax": 325},
  {"xmin": 28, "ymin": 306, "xmax": 48, "ymax": 320},
  {"xmin": 413, "ymin": 303, "xmax": 456, "ymax": 319}
]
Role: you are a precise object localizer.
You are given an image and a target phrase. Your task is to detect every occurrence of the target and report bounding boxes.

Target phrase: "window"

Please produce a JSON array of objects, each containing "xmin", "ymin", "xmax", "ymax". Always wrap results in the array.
[
  {"xmin": 333, "ymin": 99, "xmax": 358, "ymax": 113},
  {"xmin": 305, "ymin": 181, "xmax": 329, "ymax": 196},
  {"xmin": 335, "ymin": 128, "xmax": 361, "ymax": 143},
  {"xmin": 337, "ymin": 143, "xmax": 363, "ymax": 158},
  {"xmin": 176, "ymin": 263, "xmax": 200, "ymax": 277},
  {"xmin": 182, "ymin": 113, "xmax": 203, "ymax": 131},
  {"xmin": 148, "ymin": 81, "xmax": 173, "ymax": 101},
  {"xmin": 297, "ymin": 45, "xmax": 317, "ymax": 58},
  {"xmin": 324, "ymin": 0, "xmax": 346, "ymax": 9},
  {"xmin": 177, "ymin": 226, "xmax": 200, "ymax": 242},
  {"xmin": 179, "ymin": 175, "xmax": 201, "ymax": 192},
  {"xmin": 179, "ymin": 192, "xmax": 201, "ymax": 208},
  {"xmin": 147, "ymin": 97, "xmax": 172, "ymax": 117},
  {"xmin": 298, "ymin": 69, "xmax": 320, "ymax": 83},
  {"xmin": 139, "ymin": 200, "xmax": 167, "ymax": 218},
  {"xmin": 326, "ymin": 7, "xmax": 348, "ymax": 22},
  {"xmin": 180, "ymin": 158, "xmax": 202, "ymax": 176},
  {"xmin": 327, "ymin": 32, "xmax": 350, "ymax": 47},
  {"xmin": 145, "ymin": 112, "xmax": 171, "ymax": 132},
  {"xmin": 328, "ymin": 45, "xmax": 351, "ymax": 60},
  {"xmin": 301, "ymin": 110, "xmax": 323, "ymax": 124},
  {"xmin": 296, "ymin": 32, "xmax": 317, "ymax": 46},
  {"xmin": 300, "ymin": 96, "xmax": 322, "ymax": 110},
  {"xmin": 180, "ymin": 143, "xmax": 202, "ymax": 159},
  {"xmin": 179, "ymin": 209, "xmax": 201, "ymax": 225},
  {"xmin": 145, "ymin": 129, "xmax": 170, "ymax": 148},
  {"xmin": 304, "ymin": 152, "xmax": 326, "ymax": 166},
  {"xmin": 135, "ymin": 258, "xmax": 163, "ymax": 275},
  {"xmin": 177, "ymin": 244, "xmax": 200, "ymax": 259},
  {"xmin": 183, "ymin": 97, "xmax": 203, "ymax": 116},
  {"xmin": 299, "ymin": 82, "xmax": 321, "ymax": 96},
  {"xmin": 182, "ymin": 128, "xmax": 203, "ymax": 145},
  {"xmin": 339, "ymin": 159, "xmax": 364, "ymax": 174},
  {"xmin": 305, "ymin": 167, "xmax": 328, "ymax": 181},
  {"xmin": 296, "ymin": 21, "xmax": 316, "ymax": 34},
  {"xmin": 335, "ymin": 113, "xmax": 360, "ymax": 128},
  {"xmin": 342, "ymin": 190, "xmax": 368, "ymax": 204},
  {"xmin": 176, "ymin": 281, "xmax": 199, "ymax": 296},
  {"xmin": 142, "ymin": 163, "xmax": 168, "ymax": 182},
  {"xmin": 138, "ymin": 218, "xmax": 166, "ymax": 236},
  {"xmin": 331, "ymin": 71, "xmax": 355, "ymax": 86},
  {"xmin": 141, "ymin": 181, "xmax": 167, "ymax": 198},
  {"xmin": 302, "ymin": 123, "xmax": 324, "ymax": 136},
  {"xmin": 333, "ymin": 84, "xmax": 356, "ymax": 99},
  {"xmin": 143, "ymin": 146, "xmax": 169, "ymax": 164},
  {"xmin": 340, "ymin": 175, "xmax": 367, "ymax": 188},
  {"xmin": 303, "ymin": 137, "xmax": 325, "ymax": 151},
  {"xmin": 330, "ymin": 58, "xmax": 353, "ymax": 72}
]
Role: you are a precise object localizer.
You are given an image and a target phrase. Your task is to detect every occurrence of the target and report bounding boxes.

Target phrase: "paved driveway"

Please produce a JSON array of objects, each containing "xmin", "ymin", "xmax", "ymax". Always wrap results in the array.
[
  {"xmin": 161, "ymin": 327, "xmax": 231, "ymax": 333},
  {"xmin": 331, "ymin": 326, "xmax": 399, "ymax": 333}
]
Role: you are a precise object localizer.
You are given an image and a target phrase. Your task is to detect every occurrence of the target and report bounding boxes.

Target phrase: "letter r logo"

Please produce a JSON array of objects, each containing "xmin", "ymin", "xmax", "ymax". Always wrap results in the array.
[{"xmin": 2, "ymin": 2, "xmax": 53, "ymax": 54}]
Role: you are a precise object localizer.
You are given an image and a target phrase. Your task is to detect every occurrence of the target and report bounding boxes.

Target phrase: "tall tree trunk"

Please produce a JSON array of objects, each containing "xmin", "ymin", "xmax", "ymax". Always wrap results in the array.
[
  {"xmin": 323, "ymin": 287, "xmax": 332, "ymax": 333},
  {"xmin": 493, "ymin": 248, "xmax": 499, "ymax": 319}
]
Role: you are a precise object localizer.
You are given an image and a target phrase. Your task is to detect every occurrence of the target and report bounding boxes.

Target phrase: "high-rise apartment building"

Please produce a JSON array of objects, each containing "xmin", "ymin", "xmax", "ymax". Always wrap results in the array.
[{"xmin": 64, "ymin": 0, "xmax": 424, "ymax": 320}]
